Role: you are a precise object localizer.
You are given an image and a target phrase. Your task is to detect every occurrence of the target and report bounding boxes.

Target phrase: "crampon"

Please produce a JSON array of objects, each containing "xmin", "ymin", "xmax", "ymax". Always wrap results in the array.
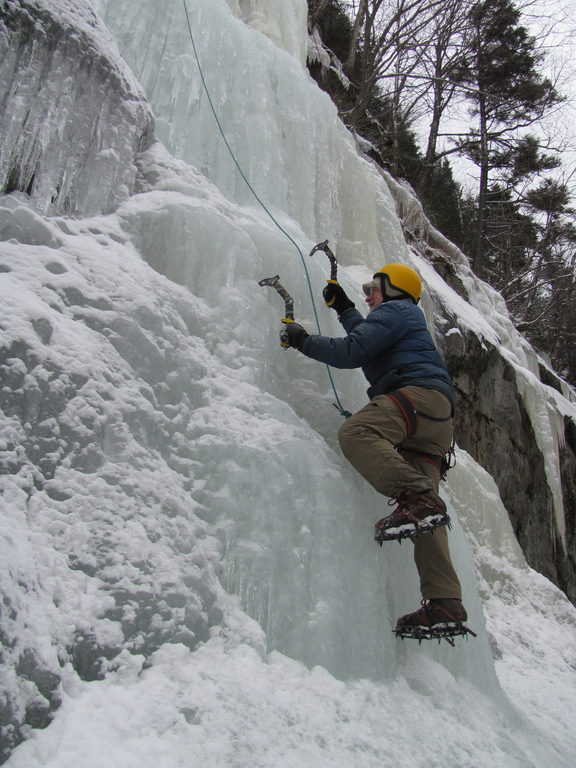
[
  {"xmin": 393, "ymin": 599, "xmax": 477, "ymax": 646},
  {"xmin": 393, "ymin": 622, "xmax": 477, "ymax": 647},
  {"xmin": 375, "ymin": 515, "xmax": 450, "ymax": 544}
]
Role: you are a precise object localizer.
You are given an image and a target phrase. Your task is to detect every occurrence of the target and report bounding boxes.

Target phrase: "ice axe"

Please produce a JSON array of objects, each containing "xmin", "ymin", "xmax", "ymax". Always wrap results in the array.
[
  {"xmin": 258, "ymin": 275, "xmax": 295, "ymax": 348},
  {"xmin": 308, "ymin": 240, "xmax": 339, "ymax": 307}
]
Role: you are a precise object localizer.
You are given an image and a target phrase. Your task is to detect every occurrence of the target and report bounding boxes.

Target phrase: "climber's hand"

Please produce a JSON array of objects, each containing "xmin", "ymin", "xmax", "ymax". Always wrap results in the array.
[
  {"xmin": 322, "ymin": 283, "xmax": 355, "ymax": 315},
  {"xmin": 280, "ymin": 322, "xmax": 309, "ymax": 350}
]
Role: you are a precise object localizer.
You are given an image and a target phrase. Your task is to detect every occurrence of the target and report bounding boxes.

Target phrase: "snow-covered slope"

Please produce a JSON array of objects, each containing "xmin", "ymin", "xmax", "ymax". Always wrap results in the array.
[{"xmin": 1, "ymin": 1, "xmax": 576, "ymax": 766}]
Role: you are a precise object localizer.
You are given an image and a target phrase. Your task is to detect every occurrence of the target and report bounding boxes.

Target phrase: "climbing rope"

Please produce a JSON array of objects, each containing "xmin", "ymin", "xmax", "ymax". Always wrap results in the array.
[{"xmin": 180, "ymin": 0, "xmax": 350, "ymax": 418}]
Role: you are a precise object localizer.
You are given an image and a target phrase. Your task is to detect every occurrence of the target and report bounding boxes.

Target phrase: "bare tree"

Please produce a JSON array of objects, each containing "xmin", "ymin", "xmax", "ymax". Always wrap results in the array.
[
  {"xmin": 339, "ymin": 0, "xmax": 448, "ymax": 129},
  {"xmin": 418, "ymin": 0, "xmax": 476, "ymax": 189}
]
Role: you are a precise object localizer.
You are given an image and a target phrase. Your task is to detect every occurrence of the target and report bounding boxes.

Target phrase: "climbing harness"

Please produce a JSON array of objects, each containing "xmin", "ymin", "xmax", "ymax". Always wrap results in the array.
[
  {"xmin": 180, "ymin": 0, "xmax": 349, "ymax": 418},
  {"xmin": 258, "ymin": 276, "xmax": 295, "ymax": 348},
  {"xmin": 385, "ymin": 389, "xmax": 456, "ymax": 480}
]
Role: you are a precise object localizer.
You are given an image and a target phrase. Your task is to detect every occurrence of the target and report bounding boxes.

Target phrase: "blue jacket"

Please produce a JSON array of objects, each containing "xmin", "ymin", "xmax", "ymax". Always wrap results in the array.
[{"xmin": 301, "ymin": 300, "xmax": 455, "ymax": 408}]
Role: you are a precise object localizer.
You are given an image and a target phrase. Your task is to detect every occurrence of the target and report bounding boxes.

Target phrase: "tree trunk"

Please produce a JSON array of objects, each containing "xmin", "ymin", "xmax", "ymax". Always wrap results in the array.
[
  {"xmin": 345, "ymin": 0, "xmax": 368, "ymax": 75},
  {"xmin": 419, "ymin": 44, "xmax": 444, "ymax": 190},
  {"xmin": 473, "ymin": 89, "xmax": 489, "ymax": 275}
]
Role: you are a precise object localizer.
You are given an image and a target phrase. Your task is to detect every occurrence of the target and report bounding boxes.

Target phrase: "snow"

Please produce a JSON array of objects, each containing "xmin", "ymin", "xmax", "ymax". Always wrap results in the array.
[
  {"xmin": 4, "ymin": 638, "xmax": 565, "ymax": 768},
  {"xmin": 2, "ymin": 0, "xmax": 576, "ymax": 766}
]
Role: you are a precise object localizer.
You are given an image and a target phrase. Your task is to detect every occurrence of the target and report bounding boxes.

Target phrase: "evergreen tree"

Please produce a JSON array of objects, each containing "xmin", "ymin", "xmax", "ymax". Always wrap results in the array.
[
  {"xmin": 458, "ymin": 0, "xmax": 562, "ymax": 275},
  {"xmin": 419, "ymin": 160, "xmax": 465, "ymax": 247},
  {"xmin": 513, "ymin": 180, "xmax": 576, "ymax": 381}
]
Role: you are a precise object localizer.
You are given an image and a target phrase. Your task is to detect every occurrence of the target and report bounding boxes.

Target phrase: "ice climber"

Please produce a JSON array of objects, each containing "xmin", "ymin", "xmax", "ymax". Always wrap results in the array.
[{"xmin": 282, "ymin": 263, "xmax": 469, "ymax": 640}]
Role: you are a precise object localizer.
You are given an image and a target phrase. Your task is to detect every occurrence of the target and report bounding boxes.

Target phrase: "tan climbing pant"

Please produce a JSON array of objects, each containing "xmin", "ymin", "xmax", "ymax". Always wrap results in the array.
[{"xmin": 338, "ymin": 385, "xmax": 462, "ymax": 601}]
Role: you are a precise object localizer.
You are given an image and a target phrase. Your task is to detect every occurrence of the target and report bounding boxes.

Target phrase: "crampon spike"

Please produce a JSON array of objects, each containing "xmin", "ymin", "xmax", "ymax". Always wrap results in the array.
[{"xmin": 393, "ymin": 623, "xmax": 477, "ymax": 644}]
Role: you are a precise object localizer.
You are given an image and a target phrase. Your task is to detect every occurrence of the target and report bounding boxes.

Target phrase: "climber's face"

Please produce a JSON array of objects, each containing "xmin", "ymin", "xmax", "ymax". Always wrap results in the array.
[{"xmin": 363, "ymin": 280, "xmax": 383, "ymax": 312}]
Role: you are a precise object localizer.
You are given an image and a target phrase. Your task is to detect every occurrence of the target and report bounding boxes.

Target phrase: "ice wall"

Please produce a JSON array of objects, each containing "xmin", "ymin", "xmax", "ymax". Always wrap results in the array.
[
  {"xmin": 225, "ymin": 0, "xmax": 309, "ymax": 63},
  {"xmin": 92, "ymin": 0, "xmax": 406, "ymax": 266},
  {"xmin": 92, "ymin": 0, "xmax": 576, "ymax": 597},
  {"xmin": 0, "ymin": 0, "xmax": 154, "ymax": 215},
  {"xmin": 2, "ymin": 0, "xmax": 576, "ymax": 765},
  {"xmin": 0, "ymin": 143, "xmax": 499, "ymax": 761}
]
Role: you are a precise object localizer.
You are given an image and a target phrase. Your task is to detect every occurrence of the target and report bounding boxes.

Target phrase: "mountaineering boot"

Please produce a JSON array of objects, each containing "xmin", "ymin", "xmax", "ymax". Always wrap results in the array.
[
  {"xmin": 397, "ymin": 598, "xmax": 467, "ymax": 628},
  {"xmin": 393, "ymin": 598, "xmax": 476, "ymax": 643},
  {"xmin": 374, "ymin": 489, "xmax": 450, "ymax": 544}
]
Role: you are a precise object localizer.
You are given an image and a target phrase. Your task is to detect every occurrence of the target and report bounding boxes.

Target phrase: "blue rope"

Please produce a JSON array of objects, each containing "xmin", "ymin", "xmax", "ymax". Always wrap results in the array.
[{"xmin": 181, "ymin": 0, "xmax": 350, "ymax": 418}]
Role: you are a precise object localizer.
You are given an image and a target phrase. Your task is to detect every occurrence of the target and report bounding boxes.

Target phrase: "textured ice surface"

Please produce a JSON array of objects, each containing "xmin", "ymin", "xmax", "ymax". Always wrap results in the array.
[
  {"xmin": 2, "ymin": 140, "xmax": 575, "ymax": 766},
  {"xmin": 0, "ymin": 0, "xmax": 154, "ymax": 215},
  {"xmin": 1, "ymin": 0, "xmax": 576, "ymax": 766},
  {"xmin": 93, "ymin": 0, "xmax": 406, "ymax": 263}
]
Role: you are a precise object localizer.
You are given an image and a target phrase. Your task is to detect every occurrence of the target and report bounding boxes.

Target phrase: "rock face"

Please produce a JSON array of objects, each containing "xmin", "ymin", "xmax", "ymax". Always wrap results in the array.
[
  {"xmin": 0, "ymin": 0, "xmax": 154, "ymax": 216},
  {"xmin": 447, "ymin": 329, "xmax": 576, "ymax": 604}
]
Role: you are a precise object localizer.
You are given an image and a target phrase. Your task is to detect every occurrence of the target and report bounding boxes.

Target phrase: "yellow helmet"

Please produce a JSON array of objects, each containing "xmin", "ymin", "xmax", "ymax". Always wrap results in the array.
[{"xmin": 374, "ymin": 263, "xmax": 421, "ymax": 303}]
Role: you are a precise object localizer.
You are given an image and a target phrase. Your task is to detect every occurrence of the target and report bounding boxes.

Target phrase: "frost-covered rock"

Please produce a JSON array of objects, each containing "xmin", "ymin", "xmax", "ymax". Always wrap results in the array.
[{"xmin": 0, "ymin": 0, "xmax": 154, "ymax": 216}]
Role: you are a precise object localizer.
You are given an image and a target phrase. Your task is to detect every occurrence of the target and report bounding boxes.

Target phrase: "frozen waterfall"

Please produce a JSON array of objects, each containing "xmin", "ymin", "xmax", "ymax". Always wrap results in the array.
[{"xmin": 1, "ymin": 1, "xmax": 576, "ymax": 766}]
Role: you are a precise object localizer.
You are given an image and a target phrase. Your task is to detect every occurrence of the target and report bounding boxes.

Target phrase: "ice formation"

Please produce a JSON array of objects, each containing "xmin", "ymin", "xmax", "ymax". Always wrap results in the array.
[
  {"xmin": 0, "ymin": 0, "xmax": 154, "ymax": 215},
  {"xmin": 1, "ymin": 1, "xmax": 576, "ymax": 766}
]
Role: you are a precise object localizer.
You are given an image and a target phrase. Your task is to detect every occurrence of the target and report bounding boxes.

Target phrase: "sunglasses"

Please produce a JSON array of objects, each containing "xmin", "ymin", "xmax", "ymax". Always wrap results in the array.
[{"xmin": 362, "ymin": 280, "xmax": 381, "ymax": 296}]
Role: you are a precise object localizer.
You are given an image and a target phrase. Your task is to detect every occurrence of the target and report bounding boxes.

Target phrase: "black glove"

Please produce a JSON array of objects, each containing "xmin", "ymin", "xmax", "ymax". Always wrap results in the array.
[
  {"xmin": 322, "ymin": 283, "xmax": 355, "ymax": 315},
  {"xmin": 281, "ymin": 322, "xmax": 309, "ymax": 350}
]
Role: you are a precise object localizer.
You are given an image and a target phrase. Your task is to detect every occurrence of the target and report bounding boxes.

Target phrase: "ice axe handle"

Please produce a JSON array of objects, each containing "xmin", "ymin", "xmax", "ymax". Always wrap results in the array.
[
  {"xmin": 279, "ymin": 317, "xmax": 294, "ymax": 348},
  {"xmin": 323, "ymin": 278, "xmax": 340, "ymax": 307}
]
